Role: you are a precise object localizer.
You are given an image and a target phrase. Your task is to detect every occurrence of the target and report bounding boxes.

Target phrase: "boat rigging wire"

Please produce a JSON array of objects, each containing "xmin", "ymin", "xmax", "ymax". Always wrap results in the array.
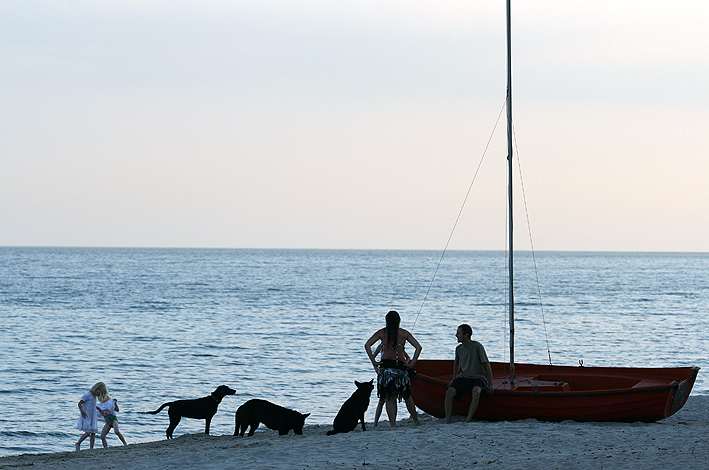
[
  {"xmin": 512, "ymin": 123, "xmax": 553, "ymax": 366},
  {"xmin": 411, "ymin": 101, "xmax": 507, "ymax": 333},
  {"xmin": 409, "ymin": 102, "xmax": 554, "ymax": 368}
]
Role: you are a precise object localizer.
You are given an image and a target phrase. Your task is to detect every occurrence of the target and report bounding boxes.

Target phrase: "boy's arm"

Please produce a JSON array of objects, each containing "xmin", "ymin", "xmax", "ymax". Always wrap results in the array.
[{"xmin": 483, "ymin": 362, "xmax": 494, "ymax": 394}]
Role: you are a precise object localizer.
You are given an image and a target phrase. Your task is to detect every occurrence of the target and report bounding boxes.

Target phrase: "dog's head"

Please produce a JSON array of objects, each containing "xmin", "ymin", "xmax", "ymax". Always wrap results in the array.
[
  {"xmin": 354, "ymin": 379, "xmax": 374, "ymax": 394},
  {"xmin": 213, "ymin": 385, "xmax": 237, "ymax": 400},
  {"xmin": 292, "ymin": 412, "xmax": 310, "ymax": 435}
]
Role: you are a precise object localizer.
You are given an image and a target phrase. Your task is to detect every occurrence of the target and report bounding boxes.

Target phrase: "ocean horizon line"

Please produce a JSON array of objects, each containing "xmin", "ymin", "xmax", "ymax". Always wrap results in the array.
[{"xmin": 2, "ymin": 245, "xmax": 707, "ymax": 255}]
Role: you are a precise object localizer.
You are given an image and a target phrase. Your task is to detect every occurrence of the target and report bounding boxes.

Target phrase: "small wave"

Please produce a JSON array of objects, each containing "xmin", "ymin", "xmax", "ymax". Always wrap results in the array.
[
  {"xmin": 132, "ymin": 335, "xmax": 164, "ymax": 342},
  {"xmin": 316, "ymin": 300, "xmax": 351, "ymax": 306},
  {"xmin": 198, "ymin": 344, "xmax": 247, "ymax": 351},
  {"xmin": 128, "ymin": 301, "xmax": 174, "ymax": 311},
  {"xmin": 0, "ymin": 430, "xmax": 68, "ymax": 438}
]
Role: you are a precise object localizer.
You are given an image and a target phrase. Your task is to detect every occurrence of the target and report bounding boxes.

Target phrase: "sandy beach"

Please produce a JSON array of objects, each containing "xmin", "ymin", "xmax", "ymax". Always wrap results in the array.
[{"xmin": 1, "ymin": 396, "xmax": 706, "ymax": 469}]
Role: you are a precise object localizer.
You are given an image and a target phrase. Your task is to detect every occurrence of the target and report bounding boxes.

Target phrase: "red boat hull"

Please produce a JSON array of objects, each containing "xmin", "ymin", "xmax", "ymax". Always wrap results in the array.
[{"xmin": 410, "ymin": 360, "xmax": 699, "ymax": 422}]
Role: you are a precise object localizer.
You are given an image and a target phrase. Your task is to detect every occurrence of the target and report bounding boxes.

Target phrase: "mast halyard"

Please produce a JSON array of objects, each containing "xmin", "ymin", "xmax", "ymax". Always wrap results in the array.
[{"xmin": 506, "ymin": 0, "xmax": 515, "ymax": 383}]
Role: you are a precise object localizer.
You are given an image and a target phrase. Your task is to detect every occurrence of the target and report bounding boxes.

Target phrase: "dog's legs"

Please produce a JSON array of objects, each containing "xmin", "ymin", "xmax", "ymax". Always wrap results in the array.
[
  {"xmin": 234, "ymin": 410, "xmax": 242, "ymax": 436},
  {"xmin": 166, "ymin": 412, "xmax": 181, "ymax": 439},
  {"xmin": 247, "ymin": 421, "xmax": 259, "ymax": 436},
  {"xmin": 360, "ymin": 413, "xmax": 366, "ymax": 431},
  {"xmin": 204, "ymin": 416, "xmax": 212, "ymax": 435}
]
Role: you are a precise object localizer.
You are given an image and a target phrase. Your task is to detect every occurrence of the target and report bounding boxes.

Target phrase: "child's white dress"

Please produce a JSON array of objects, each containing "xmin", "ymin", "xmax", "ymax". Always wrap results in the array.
[
  {"xmin": 76, "ymin": 391, "xmax": 98, "ymax": 433},
  {"xmin": 98, "ymin": 398, "xmax": 116, "ymax": 416},
  {"xmin": 97, "ymin": 398, "xmax": 118, "ymax": 425}
]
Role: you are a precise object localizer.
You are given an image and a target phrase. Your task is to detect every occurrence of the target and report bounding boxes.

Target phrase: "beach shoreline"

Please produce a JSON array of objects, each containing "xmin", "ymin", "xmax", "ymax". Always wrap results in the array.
[{"xmin": 2, "ymin": 396, "xmax": 706, "ymax": 469}]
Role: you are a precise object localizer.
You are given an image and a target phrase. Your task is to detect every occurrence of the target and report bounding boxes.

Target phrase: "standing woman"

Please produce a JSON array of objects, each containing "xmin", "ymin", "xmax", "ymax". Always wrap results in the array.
[
  {"xmin": 365, "ymin": 310, "xmax": 421, "ymax": 427},
  {"xmin": 75, "ymin": 382, "xmax": 109, "ymax": 450}
]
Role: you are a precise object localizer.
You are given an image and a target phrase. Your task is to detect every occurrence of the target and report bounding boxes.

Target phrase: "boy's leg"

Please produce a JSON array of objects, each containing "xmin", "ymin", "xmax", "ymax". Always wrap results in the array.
[
  {"xmin": 464, "ymin": 386, "xmax": 483, "ymax": 423},
  {"xmin": 444, "ymin": 387, "xmax": 457, "ymax": 423}
]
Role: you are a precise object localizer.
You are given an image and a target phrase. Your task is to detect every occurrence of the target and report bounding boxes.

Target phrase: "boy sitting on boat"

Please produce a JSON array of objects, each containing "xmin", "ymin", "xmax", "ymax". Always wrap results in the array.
[{"xmin": 445, "ymin": 324, "xmax": 494, "ymax": 423}]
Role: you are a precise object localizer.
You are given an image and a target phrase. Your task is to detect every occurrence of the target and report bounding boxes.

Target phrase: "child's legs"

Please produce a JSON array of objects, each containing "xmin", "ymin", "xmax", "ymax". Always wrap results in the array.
[
  {"xmin": 89, "ymin": 433, "xmax": 95, "ymax": 449},
  {"xmin": 76, "ymin": 431, "xmax": 90, "ymax": 449},
  {"xmin": 112, "ymin": 422, "xmax": 127, "ymax": 445},
  {"xmin": 100, "ymin": 423, "xmax": 111, "ymax": 448}
]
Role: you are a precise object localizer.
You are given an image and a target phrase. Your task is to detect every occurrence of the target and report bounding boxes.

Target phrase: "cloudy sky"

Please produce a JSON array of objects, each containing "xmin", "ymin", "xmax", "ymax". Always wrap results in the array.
[{"xmin": 2, "ymin": 1, "xmax": 707, "ymax": 251}]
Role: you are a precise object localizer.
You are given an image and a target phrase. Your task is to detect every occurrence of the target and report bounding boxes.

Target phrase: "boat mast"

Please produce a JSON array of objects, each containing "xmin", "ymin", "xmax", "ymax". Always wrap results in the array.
[{"xmin": 506, "ymin": 0, "xmax": 515, "ymax": 383}]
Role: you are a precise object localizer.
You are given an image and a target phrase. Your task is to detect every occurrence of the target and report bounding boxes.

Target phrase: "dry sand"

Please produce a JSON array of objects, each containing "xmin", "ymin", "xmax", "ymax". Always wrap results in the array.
[{"xmin": 2, "ymin": 396, "xmax": 706, "ymax": 469}]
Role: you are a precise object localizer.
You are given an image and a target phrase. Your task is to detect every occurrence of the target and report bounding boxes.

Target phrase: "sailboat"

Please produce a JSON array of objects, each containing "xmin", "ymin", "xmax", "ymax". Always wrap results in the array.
[{"xmin": 408, "ymin": 1, "xmax": 699, "ymax": 422}]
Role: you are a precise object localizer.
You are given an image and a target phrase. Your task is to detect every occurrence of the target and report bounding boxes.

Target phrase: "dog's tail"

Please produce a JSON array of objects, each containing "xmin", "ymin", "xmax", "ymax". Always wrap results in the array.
[{"xmin": 146, "ymin": 402, "xmax": 171, "ymax": 414}]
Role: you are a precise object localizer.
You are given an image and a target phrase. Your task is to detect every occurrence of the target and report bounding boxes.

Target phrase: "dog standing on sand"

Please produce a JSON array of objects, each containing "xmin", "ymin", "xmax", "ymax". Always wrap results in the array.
[
  {"xmin": 234, "ymin": 399, "xmax": 310, "ymax": 436},
  {"xmin": 147, "ymin": 385, "xmax": 236, "ymax": 439}
]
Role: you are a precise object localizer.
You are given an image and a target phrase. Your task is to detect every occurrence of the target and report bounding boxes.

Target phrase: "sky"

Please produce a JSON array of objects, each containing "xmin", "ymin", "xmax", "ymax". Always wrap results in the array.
[{"xmin": 2, "ymin": 0, "xmax": 708, "ymax": 252}]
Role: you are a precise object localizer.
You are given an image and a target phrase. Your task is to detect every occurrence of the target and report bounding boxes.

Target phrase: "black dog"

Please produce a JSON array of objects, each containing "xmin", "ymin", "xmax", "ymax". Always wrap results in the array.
[
  {"xmin": 327, "ymin": 380, "xmax": 374, "ymax": 435},
  {"xmin": 147, "ymin": 385, "xmax": 236, "ymax": 439},
  {"xmin": 234, "ymin": 399, "xmax": 310, "ymax": 436}
]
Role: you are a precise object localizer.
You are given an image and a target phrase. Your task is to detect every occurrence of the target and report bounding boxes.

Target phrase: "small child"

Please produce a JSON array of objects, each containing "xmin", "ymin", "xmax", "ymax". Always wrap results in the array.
[
  {"xmin": 76, "ymin": 382, "xmax": 109, "ymax": 450},
  {"xmin": 97, "ymin": 397, "xmax": 128, "ymax": 448}
]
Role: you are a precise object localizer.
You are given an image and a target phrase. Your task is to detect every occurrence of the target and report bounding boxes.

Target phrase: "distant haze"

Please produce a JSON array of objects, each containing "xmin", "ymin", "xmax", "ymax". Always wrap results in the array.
[{"xmin": 2, "ymin": 1, "xmax": 707, "ymax": 252}]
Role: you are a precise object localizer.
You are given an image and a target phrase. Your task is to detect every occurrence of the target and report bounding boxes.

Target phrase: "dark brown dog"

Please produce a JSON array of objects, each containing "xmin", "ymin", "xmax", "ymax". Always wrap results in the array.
[
  {"xmin": 234, "ymin": 399, "xmax": 310, "ymax": 436},
  {"xmin": 148, "ymin": 385, "xmax": 236, "ymax": 439}
]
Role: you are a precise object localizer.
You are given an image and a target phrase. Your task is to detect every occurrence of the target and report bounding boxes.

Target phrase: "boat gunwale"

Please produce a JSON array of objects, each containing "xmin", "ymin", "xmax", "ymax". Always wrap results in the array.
[{"xmin": 411, "ymin": 361, "xmax": 699, "ymax": 398}]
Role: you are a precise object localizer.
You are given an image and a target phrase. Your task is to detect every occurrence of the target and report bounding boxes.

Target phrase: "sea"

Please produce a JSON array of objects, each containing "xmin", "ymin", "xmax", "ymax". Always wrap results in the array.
[{"xmin": 0, "ymin": 247, "xmax": 707, "ymax": 457}]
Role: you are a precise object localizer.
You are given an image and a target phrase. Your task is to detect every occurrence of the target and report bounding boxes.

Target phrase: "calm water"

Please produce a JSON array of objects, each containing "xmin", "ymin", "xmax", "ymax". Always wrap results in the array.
[{"xmin": 0, "ymin": 248, "xmax": 707, "ymax": 457}]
